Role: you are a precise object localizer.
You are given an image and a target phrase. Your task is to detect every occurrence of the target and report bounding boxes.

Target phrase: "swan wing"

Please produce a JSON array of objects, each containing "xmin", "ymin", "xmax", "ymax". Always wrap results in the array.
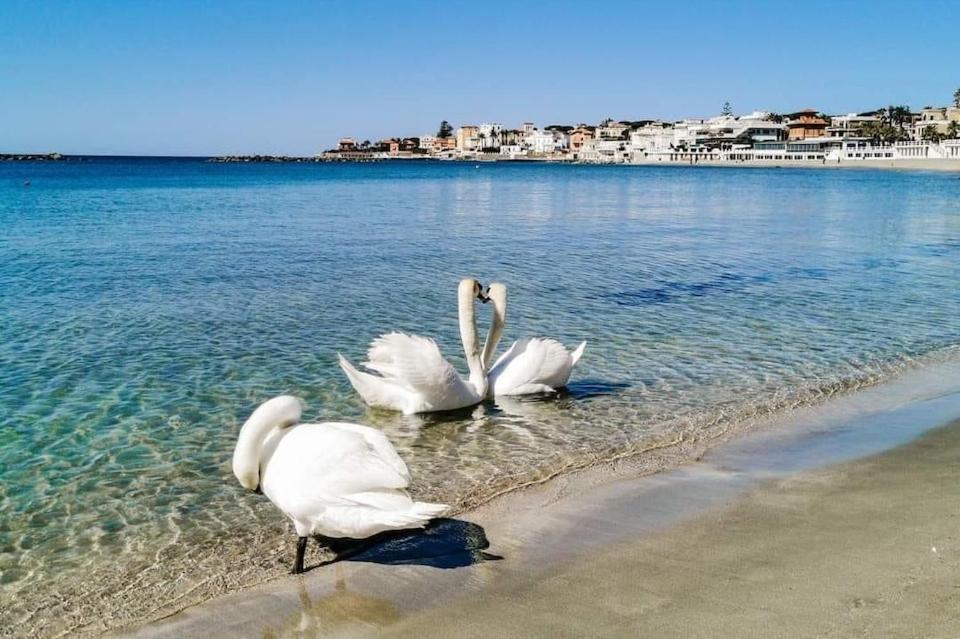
[
  {"xmin": 570, "ymin": 341, "xmax": 587, "ymax": 367},
  {"xmin": 262, "ymin": 424, "xmax": 449, "ymax": 539},
  {"xmin": 323, "ymin": 421, "xmax": 411, "ymax": 483},
  {"xmin": 489, "ymin": 337, "xmax": 574, "ymax": 396},
  {"xmin": 362, "ymin": 332, "xmax": 478, "ymax": 410},
  {"xmin": 264, "ymin": 425, "xmax": 410, "ymax": 495},
  {"xmin": 338, "ymin": 353, "xmax": 415, "ymax": 412}
]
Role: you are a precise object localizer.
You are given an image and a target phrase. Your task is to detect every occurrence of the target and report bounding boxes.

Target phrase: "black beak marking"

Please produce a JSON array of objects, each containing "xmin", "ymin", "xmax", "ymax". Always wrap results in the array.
[{"xmin": 476, "ymin": 281, "xmax": 490, "ymax": 303}]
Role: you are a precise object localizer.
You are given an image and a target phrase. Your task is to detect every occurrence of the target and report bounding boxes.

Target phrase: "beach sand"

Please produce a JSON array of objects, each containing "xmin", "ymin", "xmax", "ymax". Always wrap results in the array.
[
  {"xmin": 123, "ymin": 365, "xmax": 960, "ymax": 639},
  {"xmin": 379, "ymin": 419, "xmax": 960, "ymax": 638}
]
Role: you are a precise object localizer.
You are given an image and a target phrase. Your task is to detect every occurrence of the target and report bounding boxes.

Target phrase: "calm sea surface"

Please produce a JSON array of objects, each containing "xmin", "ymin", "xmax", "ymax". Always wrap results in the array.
[{"xmin": 2, "ymin": 159, "xmax": 959, "ymax": 634}]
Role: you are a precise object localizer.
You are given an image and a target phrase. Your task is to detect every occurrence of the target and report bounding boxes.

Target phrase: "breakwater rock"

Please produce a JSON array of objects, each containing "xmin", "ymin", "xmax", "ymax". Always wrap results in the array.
[
  {"xmin": 208, "ymin": 155, "xmax": 324, "ymax": 163},
  {"xmin": 1, "ymin": 153, "xmax": 65, "ymax": 161}
]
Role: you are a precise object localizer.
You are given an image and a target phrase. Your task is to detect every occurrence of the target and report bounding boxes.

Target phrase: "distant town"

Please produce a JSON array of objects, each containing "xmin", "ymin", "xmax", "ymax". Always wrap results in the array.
[{"xmin": 321, "ymin": 89, "xmax": 960, "ymax": 167}]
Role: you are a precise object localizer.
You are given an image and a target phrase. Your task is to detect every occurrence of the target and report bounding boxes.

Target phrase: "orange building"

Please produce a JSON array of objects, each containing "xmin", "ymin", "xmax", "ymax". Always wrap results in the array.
[
  {"xmin": 569, "ymin": 124, "xmax": 596, "ymax": 151},
  {"xmin": 786, "ymin": 110, "xmax": 829, "ymax": 140}
]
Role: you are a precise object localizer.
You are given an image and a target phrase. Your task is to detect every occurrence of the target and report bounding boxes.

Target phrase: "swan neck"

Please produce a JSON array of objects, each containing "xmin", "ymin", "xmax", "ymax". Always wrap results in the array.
[
  {"xmin": 458, "ymin": 285, "xmax": 488, "ymax": 398},
  {"xmin": 232, "ymin": 395, "xmax": 302, "ymax": 490},
  {"xmin": 481, "ymin": 286, "xmax": 506, "ymax": 370}
]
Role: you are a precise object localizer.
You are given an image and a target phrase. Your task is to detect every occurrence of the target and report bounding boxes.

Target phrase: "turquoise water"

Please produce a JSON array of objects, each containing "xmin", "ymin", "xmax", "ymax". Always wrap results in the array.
[{"xmin": 2, "ymin": 159, "xmax": 960, "ymax": 634}]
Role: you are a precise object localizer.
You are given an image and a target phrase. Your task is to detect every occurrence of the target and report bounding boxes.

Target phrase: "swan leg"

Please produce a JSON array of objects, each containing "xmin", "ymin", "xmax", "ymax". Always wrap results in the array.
[{"xmin": 293, "ymin": 536, "xmax": 308, "ymax": 574}]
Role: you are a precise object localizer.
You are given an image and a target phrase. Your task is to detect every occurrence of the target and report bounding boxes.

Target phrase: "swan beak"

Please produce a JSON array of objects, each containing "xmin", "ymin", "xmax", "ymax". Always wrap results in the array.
[{"xmin": 477, "ymin": 286, "xmax": 491, "ymax": 303}]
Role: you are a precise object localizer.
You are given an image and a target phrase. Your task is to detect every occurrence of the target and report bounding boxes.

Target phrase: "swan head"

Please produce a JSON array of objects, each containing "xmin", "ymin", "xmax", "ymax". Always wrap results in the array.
[
  {"xmin": 460, "ymin": 278, "xmax": 489, "ymax": 303},
  {"xmin": 233, "ymin": 395, "xmax": 303, "ymax": 492},
  {"xmin": 486, "ymin": 282, "xmax": 506, "ymax": 309}
]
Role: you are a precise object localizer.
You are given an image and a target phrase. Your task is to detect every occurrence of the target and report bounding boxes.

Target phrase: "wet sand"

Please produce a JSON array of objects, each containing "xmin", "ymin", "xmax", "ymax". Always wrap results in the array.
[{"xmin": 123, "ymin": 363, "xmax": 960, "ymax": 638}]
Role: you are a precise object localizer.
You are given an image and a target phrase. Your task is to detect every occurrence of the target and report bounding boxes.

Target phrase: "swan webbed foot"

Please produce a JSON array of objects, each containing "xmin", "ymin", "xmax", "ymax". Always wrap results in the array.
[{"xmin": 292, "ymin": 536, "xmax": 308, "ymax": 574}]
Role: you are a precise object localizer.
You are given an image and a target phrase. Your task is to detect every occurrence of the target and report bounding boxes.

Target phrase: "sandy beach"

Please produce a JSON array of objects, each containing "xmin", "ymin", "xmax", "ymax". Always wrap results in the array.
[
  {"xmin": 381, "ymin": 420, "xmax": 960, "ymax": 638},
  {"xmin": 121, "ymin": 360, "xmax": 960, "ymax": 639}
]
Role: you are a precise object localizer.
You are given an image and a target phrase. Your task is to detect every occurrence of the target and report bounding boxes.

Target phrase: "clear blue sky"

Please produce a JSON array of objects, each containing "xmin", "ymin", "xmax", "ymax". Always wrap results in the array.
[{"xmin": 2, "ymin": 0, "xmax": 958, "ymax": 156}]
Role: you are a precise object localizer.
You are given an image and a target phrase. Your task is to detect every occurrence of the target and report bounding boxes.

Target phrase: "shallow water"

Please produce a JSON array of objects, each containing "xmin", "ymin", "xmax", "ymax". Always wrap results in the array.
[{"xmin": 1, "ymin": 159, "xmax": 959, "ymax": 634}]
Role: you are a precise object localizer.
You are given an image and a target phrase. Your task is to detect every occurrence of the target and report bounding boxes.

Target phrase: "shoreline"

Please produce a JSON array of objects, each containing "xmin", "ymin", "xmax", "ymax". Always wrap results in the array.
[
  {"xmin": 12, "ymin": 351, "xmax": 959, "ymax": 638},
  {"xmin": 120, "ymin": 358, "xmax": 960, "ymax": 638},
  {"xmin": 5, "ymin": 154, "xmax": 960, "ymax": 171}
]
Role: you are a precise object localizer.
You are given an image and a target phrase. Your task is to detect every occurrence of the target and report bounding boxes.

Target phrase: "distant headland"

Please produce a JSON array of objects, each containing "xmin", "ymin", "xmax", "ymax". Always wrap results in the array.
[
  {"xmin": 208, "ymin": 154, "xmax": 382, "ymax": 163},
  {"xmin": 1, "ymin": 153, "xmax": 65, "ymax": 162}
]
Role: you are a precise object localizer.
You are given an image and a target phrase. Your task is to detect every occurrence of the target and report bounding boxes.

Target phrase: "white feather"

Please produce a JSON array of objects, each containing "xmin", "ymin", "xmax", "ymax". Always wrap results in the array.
[
  {"xmin": 236, "ymin": 396, "xmax": 446, "ymax": 540},
  {"xmin": 481, "ymin": 283, "xmax": 585, "ymax": 397},
  {"xmin": 489, "ymin": 337, "xmax": 584, "ymax": 396},
  {"xmin": 339, "ymin": 279, "xmax": 488, "ymax": 414}
]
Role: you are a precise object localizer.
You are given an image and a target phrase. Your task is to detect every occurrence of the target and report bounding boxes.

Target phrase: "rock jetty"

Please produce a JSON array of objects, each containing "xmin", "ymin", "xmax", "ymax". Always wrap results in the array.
[
  {"xmin": 1, "ymin": 153, "xmax": 65, "ymax": 161},
  {"xmin": 208, "ymin": 155, "xmax": 324, "ymax": 163}
]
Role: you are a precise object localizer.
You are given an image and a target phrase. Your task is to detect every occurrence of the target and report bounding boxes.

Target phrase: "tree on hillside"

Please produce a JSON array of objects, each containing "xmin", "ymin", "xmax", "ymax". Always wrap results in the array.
[
  {"xmin": 886, "ymin": 105, "xmax": 912, "ymax": 130},
  {"xmin": 948, "ymin": 121, "xmax": 959, "ymax": 139},
  {"xmin": 437, "ymin": 120, "xmax": 454, "ymax": 138},
  {"xmin": 764, "ymin": 112, "xmax": 785, "ymax": 123},
  {"xmin": 954, "ymin": 88, "xmax": 960, "ymax": 108},
  {"xmin": 721, "ymin": 101, "xmax": 733, "ymax": 117}
]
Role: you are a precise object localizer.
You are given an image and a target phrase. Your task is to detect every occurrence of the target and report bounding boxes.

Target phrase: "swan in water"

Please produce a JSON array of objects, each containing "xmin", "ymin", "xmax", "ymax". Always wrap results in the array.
[
  {"xmin": 232, "ymin": 395, "xmax": 447, "ymax": 573},
  {"xmin": 480, "ymin": 282, "xmax": 586, "ymax": 396},
  {"xmin": 338, "ymin": 278, "xmax": 489, "ymax": 414}
]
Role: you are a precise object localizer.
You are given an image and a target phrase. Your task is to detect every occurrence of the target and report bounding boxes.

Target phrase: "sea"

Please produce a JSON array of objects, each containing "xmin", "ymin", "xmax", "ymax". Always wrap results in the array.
[{"xmin": 1, "ymin": 158, "xmax": 959, "ymax": 635}]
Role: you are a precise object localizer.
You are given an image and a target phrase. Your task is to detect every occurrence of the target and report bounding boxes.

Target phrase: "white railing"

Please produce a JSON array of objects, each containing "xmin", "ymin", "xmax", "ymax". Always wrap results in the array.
[{"xmin": 630, "ymin": 140, "xmax": 960, "ymax": 164}]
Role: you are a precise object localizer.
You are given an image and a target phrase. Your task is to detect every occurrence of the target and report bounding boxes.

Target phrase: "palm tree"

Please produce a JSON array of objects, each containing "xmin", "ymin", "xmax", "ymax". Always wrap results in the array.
[
  {"xmin": 886, "ymin": 105, "xmax": 912, "ymax": 130},
  {"xmin": 921, "ymin": 126, "xmax": 941, "ymax": 143},
  {"xmin": 948, "ymin": 121, "xmax": 959, "ymax": 140}
]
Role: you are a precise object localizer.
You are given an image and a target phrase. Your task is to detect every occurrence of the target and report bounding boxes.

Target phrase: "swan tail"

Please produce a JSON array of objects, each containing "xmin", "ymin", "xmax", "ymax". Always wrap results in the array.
[
  {"xmin": 320, "ymin": 501, "xmax": 448, "ymax": 538},
  {"xmin": 347, "ymin": 491, "xmax": 448, "ymax": 522},
  {"xmin": 409, "ymin": 501, "xmax": 449, "ymax": 520},
  {"xmin": 337, "ymin": 353, "xmax": 411, "ymax": 413},
  {"xmin": 497, "ymin": 382, "xmax": 556, "ymax": 397},
  {"xmin": 570, "ymin": 341, "xmax": 587, "ymax": 367}
]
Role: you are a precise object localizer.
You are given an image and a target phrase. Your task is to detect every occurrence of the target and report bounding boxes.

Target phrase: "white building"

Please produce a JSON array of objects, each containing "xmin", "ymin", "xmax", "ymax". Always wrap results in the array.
[
  {"xmin": 499, "ymin": 144, "xmax": 523, "ymax": 159},
  {"xmin": 596, "ymin": 119, "xmax": 631, "ymax": 140},
  {"xmin": 628, "ymin": 122, "xmax": 675, "ymax": 158},
  {"xmin": 827, "ymin": 113, "xmax": 880, "ymax": 138},
  {"xmin": 523, "ymin": 129, "xmax": 558, "ymax": 155},
  {"xmin": 578, "ymin": 138, "xmax": 629, "ymax": 163},
  {"xmin": 477, "ymin": 123, "xmax": 503, "ymax": 150},
  {"xmin": 546, "ymin": 128, "xmax": 571, "ymax": 151}
]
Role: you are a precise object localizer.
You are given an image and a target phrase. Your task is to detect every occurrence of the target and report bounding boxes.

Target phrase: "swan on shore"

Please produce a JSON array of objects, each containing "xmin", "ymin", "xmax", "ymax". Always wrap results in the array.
[
  {"xmin": 338, "ymin": 278, "xmax": 489, "ymax": 414},
  {"xmin": 480, "ymin": 282, "xmax": 585, "ymax": 396},
  {"xmin": 232, "ymin": 395, "xmax": 447, "ymax": 573}
]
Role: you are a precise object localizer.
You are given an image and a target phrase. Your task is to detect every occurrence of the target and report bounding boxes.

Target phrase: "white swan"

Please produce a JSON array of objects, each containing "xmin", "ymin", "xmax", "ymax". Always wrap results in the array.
[
  {"xmin": 232, "ymin": 395, "xmax": 447, "ymax": 573},
  {"xmin": 337, "ymin": 278, "xmax": 489, "ymax": 414},
  {"xmin": 480, "ymin": 282, "xmax": 586, "ymax": 396}
]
